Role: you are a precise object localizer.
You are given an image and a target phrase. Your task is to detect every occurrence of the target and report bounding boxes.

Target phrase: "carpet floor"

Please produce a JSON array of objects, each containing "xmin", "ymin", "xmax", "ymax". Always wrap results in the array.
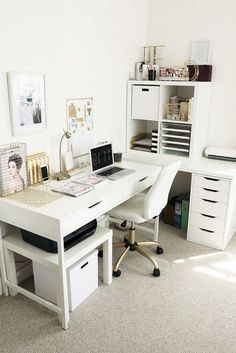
[{"xmin": 0, "ymin": 222, "xmax": 236, "ymax": 353}]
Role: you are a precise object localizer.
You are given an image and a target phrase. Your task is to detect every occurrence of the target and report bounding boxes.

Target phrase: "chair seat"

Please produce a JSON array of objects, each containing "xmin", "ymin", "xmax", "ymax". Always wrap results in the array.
[{"xmin": 108, "ymin": 194, "xmax": 147, "ymax": 224}]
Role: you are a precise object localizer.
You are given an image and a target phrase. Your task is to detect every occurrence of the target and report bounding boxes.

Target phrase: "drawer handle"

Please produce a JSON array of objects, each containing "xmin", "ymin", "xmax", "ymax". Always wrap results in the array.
[
  {"xmin": 203, "ymin": 188, "xmax": 218, "ymax": 193},
  {"xmin": 142, "ymin": 88, "xmax": 149, "ymax": 92},
  {"xmin": 204, "ymin": 177, "xmax": 220, "ymax": 182},
  {"xmin": 139, "ymin": 176, "xmax": 148, "ymax": 182},
  {"xmin": 81, "ymin": 262, "xmax": 88, "ymax": 269},
  {"xmin": 88, "ymin": 200, "xmax": 102, "ymax": 208},
  {"xmin": 201, "ymin": 213, "xmax": 216, "ymax": 219},
  {"xmin": 202, "ymin": 198, "xmax": 218, "ymax": 203},
  {"xmin": 200, "ymin": 228, "xmax": 214, "ymax": 233}
]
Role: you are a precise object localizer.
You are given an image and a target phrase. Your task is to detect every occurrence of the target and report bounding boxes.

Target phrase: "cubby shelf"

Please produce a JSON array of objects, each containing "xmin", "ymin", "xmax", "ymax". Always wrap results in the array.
[{"xmin": 126, "ymin": 80, "xmax": 211, "ymax": 159}]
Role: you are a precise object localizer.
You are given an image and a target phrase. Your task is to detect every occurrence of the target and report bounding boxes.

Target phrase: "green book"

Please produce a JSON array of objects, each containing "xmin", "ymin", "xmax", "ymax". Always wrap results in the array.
[{"xmin": 181, "ymin": 194, "xmax": 190, "ymax": 230}]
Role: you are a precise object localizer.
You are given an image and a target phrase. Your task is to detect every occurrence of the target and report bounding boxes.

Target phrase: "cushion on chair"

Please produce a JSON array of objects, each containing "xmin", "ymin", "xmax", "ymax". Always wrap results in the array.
[{"xmin": 108, "ymin": 194, "xmax": 147, "ymax": 224}]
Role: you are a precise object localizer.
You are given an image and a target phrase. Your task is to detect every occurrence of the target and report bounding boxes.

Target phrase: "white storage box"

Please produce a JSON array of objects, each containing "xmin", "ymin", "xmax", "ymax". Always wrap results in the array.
[
  {"xmin": 33, "ymin": 249, "xmax": 98, "ymax": 311},
  {"xmin": 131, "ymin": 85, "xmax": 160, "ymax": 121}
]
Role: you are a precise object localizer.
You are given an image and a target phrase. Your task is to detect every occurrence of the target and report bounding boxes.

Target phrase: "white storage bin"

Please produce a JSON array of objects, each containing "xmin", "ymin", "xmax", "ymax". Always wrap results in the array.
[
  {"xmin": 131, "ymin": 85, "xmax": 160, "ymax": 121},
  {"xmin": 33, "ymin": 249, "xmax": 98, "ymax": 311}
]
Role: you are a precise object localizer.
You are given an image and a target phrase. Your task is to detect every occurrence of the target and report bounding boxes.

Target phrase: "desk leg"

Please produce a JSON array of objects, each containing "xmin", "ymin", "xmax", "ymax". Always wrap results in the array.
[
  {"xmin": 57, "ymin": 238, "xmax": 69, "ymax": 330},
  {"xmin": 4, "ymin": 247, "xmax": 18, "ymax": 296},
  {"xmin": 102, "ymin": 231, "xmax": 112, "ymax": 285},
  {"xmin": 0, "ymin": 225, "xmax": 9, "ymax": 296}
]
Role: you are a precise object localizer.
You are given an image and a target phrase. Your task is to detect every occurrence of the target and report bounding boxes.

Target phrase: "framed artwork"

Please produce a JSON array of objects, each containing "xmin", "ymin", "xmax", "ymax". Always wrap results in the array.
[
  {"xmin": 66, "ymin": 97, "xmax": 95, "ymax": 157},
  {"xmin": 7, "ymin": 72, "xmax": 46, "ymax": 136},
  {"xmin": 190, "ymin": 40, "xmax": 211, "ymax": 64},
  {"xmin": 0, "ymin": 143, "xmax": 27, "ymax": 197}
]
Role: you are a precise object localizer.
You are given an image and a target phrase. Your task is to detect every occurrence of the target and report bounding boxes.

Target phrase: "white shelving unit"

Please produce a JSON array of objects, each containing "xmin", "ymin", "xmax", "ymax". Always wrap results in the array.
[{"xmin": 126, "ymin": 80, "xmax": 211, "ymax": 160}]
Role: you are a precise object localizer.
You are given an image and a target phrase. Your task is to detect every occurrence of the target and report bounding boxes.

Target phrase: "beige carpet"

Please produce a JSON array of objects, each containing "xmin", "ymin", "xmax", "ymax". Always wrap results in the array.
[{"xmin": 0, "ymin": 222, "xmax": 236, "ymax": 353}]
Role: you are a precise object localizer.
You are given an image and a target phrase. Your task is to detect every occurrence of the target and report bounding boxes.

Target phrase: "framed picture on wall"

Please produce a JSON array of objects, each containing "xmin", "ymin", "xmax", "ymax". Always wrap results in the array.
[{"xmin": 7, "ymin": 72, "xmax": 46, "ymax": 136}]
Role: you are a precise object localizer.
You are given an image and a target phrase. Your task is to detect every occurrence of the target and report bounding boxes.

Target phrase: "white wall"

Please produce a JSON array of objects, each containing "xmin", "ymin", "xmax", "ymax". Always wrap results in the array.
[
  {"xmin": 148, "ymin": 0, "xmax": 236, "ymax": 148},
  {"xmin": 0, "ymin": 0, "xmax": 148, "ymax": 171}
]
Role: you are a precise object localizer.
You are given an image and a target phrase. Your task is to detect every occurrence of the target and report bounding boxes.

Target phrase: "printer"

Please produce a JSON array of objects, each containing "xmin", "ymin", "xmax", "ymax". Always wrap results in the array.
[
  {"xmin": 21, "ymin": 219, "xmax": 97, "ymax": 253},
  {"xmin": 204, "ymin": 147, "xmax": 236, "ymax": 162}
]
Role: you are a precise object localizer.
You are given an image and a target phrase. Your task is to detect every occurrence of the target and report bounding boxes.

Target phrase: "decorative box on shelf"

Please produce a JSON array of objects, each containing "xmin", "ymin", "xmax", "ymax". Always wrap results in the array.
[
  {"xmin": 165, "ymin": 97, "xmax": 193, "ymax": 122},
  {"xmin": 159, "ymin": 66, "xmax": 189, "ymax": 81}
]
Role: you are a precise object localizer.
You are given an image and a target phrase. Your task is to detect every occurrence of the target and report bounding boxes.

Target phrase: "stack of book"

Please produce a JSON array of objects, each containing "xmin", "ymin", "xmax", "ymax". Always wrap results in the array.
[{"xmin": 151, "ymin": 129, "xmax": 158, "ymax": 153}]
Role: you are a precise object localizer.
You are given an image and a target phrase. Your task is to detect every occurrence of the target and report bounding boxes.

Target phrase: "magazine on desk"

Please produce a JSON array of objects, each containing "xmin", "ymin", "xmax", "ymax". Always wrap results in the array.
[
  {"xmin": 52, "ymin": 181, "xmax": 93, "ymax": 197},
  {"xmin": 72, "ymin": 174, "xmax": 106, "ymax": 187}
]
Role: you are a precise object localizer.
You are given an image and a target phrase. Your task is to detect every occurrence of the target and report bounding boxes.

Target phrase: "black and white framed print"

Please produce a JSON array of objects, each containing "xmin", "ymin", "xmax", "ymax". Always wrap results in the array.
[{"xmin": 7, "ymin": 72, "xmax": 46, "ymax": 136}]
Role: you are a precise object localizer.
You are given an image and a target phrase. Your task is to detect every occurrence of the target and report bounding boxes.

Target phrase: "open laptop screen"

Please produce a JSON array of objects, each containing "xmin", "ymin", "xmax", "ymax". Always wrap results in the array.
[{"xmin": 90, "ymin": 143, "xmax": 113, "ymax": 172}]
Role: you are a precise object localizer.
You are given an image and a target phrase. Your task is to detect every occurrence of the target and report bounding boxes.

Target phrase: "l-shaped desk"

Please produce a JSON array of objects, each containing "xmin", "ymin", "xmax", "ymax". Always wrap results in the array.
[
  {"xmin": 0, "ymin": 160, "xmax": 160, "ymax": 329},
  {"xmin": 1, "ymin": 156, "xmax": 236, "ymax": 329}
]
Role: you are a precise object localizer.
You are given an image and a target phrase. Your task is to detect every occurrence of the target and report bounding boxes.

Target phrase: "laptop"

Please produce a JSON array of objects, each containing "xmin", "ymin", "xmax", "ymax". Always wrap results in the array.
[{"xmin": 90, "ymin": 143, "xmax": 135, "ymax": 180}]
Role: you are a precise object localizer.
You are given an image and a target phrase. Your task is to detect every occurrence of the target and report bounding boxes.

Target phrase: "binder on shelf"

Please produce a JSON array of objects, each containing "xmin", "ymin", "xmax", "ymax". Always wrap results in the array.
[
  {"xmin": 175, "ymin": 192, "xmax": 189, "ymax": 228},
  {"xmin": 181, "ymin": 194, "xmax": 190, "ymax": 230}
]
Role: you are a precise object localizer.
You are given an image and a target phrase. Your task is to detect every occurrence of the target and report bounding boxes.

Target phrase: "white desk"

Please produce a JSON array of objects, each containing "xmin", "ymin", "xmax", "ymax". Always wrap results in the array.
[{"xmin": 0, "ymin": 160, "xmax": 160, "ymax": 329}]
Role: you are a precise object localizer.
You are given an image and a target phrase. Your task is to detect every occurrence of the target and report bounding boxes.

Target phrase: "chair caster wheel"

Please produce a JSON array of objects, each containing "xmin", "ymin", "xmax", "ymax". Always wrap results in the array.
[
  {"xmin": 156, "ymin": 246, "xmax": 164, "ymax": 255},
  {"xmin": 153, "ymin": 268, "xmax": 160, "ymax": 277},
  {"xmin": 124, "ymin": 236, "xmax": 128, "ymax": 243},
  {"xmin": 98, "ymin": 250, "xmax": 103, "ymax": 257},
  {"xmin": 113, "ymin": 269, "xmax": 121, "ymax": 277}
]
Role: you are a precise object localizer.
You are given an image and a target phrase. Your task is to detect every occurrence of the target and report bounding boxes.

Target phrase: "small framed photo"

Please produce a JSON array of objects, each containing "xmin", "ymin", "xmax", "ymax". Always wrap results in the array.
[
  {"xmin": 190, "ymin": 40, "xmax": 211, "ymax": 65},
  {"xmin": 0, "ymin": 145, "xmax": 27, "ymax": 197},
  {"xmin": 7, "ymin": 72, "xmax": 46, "ymax": 136}
]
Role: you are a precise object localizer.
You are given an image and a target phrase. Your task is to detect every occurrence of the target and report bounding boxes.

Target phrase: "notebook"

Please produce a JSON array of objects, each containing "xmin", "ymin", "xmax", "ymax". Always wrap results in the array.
[{"xmin": 89, "ymin": 143, "xmax": 134, "ymax": 180}]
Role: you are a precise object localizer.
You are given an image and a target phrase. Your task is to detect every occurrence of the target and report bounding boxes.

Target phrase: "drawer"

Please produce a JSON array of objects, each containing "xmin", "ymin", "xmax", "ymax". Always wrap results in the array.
[
  {"xmin": 131, "ymin": 85, "xmax": 160, "ymax": 121},
  {"xmin": 187, "ymin": 226, "xmax": 223, "ymax": 250},
  {"xmin": 192, "ymin": 175, "xmax": 230, "ymax": 193},
  {"xmin": 190, "ymin": 197, "xmax": 227, "ymax": 219},
  {"xmin": 191, "ymin": 186, "xmax": 228, "ymax": 203},
  {"xmin": 189, "ymin": 212, "xmax": 225, "ymax": 233}
]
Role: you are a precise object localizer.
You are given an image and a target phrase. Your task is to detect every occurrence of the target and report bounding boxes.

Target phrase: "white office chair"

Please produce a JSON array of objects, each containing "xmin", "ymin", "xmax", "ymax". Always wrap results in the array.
[{"xmin": 108, "ymin": 160, "xmax": 181, "ymax": 277}]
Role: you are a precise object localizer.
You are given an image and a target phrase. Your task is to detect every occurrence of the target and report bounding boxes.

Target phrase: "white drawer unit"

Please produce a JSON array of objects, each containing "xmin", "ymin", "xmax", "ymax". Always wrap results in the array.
[
  {"xmin": 131, "ymin": 85, "xmax": 160, "ymax": 121},
  {"xmin": 187, "ymin": 173, "xmax": 233, "ymax": 250},
  {"xmin": 188, "ymin": 226, "xmax": 223, "ymax": 250}
]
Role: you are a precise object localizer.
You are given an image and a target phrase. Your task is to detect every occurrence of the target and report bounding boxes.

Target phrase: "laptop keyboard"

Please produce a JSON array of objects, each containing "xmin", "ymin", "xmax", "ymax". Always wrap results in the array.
[{"xmin": 98, "ymin": 166, "xmax": 124, "ymax": 176}]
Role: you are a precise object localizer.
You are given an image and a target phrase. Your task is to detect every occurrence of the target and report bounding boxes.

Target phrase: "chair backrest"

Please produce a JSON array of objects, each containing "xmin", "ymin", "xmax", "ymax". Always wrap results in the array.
[{"xmin": 143, "ymin": 160, "xmax": 181, "ymax": 220}]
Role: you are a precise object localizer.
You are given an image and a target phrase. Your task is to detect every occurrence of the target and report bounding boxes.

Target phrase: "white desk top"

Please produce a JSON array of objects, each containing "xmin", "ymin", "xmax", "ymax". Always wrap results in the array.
[
  {"xmin": 0, "ymin": 160, "xmax": 160, "ymax": 240},
  {"xmin": 125, "ymin": 151, "xmax": 236, "ymax": 179}
]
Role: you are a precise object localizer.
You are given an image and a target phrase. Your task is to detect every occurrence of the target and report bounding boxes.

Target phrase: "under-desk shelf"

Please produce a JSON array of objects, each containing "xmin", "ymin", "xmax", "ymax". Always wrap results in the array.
[{"xmin": 3, "ymin": 226, "xmax": 112, "ymax": 270}]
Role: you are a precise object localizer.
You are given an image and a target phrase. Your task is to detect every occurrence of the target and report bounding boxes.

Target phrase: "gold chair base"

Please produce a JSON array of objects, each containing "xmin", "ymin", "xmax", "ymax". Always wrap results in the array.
[
  {"xmin": 112, "ymin": 222, "xmax": 162, "ymax": 276},
  {"xmin": 113, "ymin": 240, "xmax": 160, "ymax": 273}
]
